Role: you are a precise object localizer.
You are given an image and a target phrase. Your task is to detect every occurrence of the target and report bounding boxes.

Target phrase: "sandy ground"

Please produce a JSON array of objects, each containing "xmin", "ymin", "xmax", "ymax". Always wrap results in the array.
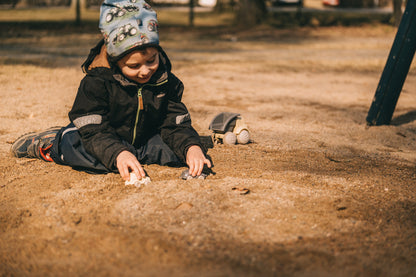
[{"xmin": 0, "ymin": 23, "xmax": 415, "ymax": 276}]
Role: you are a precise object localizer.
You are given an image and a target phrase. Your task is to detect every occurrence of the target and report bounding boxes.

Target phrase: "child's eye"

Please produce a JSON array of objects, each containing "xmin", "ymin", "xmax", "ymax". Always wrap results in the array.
[
  {"xmin": 147, "ymin": 59, "xmax": 155, "ymax": 64},
  {"xmin": 128, "ymin": 64, "xmax": 140, "ymax": 69}
]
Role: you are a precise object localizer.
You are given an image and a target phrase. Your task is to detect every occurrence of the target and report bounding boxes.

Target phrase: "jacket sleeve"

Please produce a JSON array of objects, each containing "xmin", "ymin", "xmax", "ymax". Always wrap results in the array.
[
  {"xmin": 159, "ymin": 75, "xmax": 204, "ymax": 162},
  {"xmin": 68, "ymin": 76, "xmax": 129, "ymax": 171}
]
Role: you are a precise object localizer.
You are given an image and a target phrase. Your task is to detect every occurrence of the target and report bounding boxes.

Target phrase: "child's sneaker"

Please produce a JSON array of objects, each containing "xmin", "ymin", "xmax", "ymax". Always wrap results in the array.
[{"xmin": 11, "ymin": 127, "xmax": 61, "ymax": 161}]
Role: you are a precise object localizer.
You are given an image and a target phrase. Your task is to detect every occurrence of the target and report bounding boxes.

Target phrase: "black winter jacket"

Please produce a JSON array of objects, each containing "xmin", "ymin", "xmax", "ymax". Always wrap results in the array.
[{"xmin": 68, "ymin": 40, "xmax": 203, "ymax": 171}]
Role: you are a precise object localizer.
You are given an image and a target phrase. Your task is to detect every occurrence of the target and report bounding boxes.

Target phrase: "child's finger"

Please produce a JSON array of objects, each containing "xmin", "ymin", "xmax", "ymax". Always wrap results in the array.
[
  {"xmin": 188, "ymin": 160, "xmax": 196, "ymax": 176},
  {"xmin": 127, "ymin": 159, "xmax": 144, "ymax": 179},
  {"xmin": 120, "ymin": 165, "xmax": 130, "ymax": 181},
  {"xmin": 136, "ymin": 164, "xmax": 146, "ymax": 179},
  {"xmin": 195, "ymin": 160, "xmax": 204, "ymax": 176},
  {"xmin": 205, "ymin": 158, "xmax": 212, "ymax": 168}
]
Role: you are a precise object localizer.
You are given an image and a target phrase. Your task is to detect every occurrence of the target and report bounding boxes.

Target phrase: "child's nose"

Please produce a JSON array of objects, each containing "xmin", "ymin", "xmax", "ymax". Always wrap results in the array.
[{"xmin": 140, "ymin": 67, "xmax": 151, "ymax": 77}]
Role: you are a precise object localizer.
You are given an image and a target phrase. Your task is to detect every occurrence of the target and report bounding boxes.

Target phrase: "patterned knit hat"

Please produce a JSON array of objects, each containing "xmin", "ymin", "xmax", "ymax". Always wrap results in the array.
[{"xmin": 99, "ymin": 0, "xmax": 159, "ymax": 60}]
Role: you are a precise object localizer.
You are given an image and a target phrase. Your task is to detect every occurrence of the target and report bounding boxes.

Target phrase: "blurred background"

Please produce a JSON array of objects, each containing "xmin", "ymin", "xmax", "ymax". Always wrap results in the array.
[{"xmin": 0, "ymin": 0, "xmax": 406, "ymax": 27}]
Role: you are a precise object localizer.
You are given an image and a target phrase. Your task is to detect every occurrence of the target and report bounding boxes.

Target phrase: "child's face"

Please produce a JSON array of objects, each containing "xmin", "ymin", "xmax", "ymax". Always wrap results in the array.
[{"xmin": 117, "ymin": 47, "xmax": 159, "ymax": 84}]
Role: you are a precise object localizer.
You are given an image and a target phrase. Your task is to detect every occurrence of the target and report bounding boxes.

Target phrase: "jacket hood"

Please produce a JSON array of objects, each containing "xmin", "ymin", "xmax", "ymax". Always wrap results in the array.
[{"xmin": 82, "ymin": 39, "xmax": 172, "ymax": 86}]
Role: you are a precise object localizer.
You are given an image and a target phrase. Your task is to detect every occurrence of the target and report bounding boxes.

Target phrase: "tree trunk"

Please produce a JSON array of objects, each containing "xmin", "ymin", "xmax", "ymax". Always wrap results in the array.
[
  {"xmin": 215, "ymin": 0, "xmax": 236, "ymax": 12},
  {"xmin": 71, "ymin": 0, "xmax": 86, "ymax": 25},
  {"xmin": 15, "ymin": 0, "xmax": 29, "ymax": 8},
  {"xmin": 393, "ymin": 0, "xmax": 403, "ymax": 26},
  {"xmin": 236, "ymin": 0, "xmax": 267, "ymax": 26},
  {"xmin": 189, "ymin": 0, "xmax": 195, "ymax": 27}
]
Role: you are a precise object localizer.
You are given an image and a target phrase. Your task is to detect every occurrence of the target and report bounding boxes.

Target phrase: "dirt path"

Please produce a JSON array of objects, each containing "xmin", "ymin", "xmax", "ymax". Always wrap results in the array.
[{"xmin": 1, "ymin": 24, "xmax": 415, "ymax": 276}]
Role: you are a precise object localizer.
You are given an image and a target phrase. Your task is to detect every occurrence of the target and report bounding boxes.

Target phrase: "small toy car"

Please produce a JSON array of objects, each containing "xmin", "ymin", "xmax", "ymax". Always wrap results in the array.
[
  {"xmin": 112, "ymin": 23, "xmax": 138, "ymax": 44},
  {"xmin": 147, "ymin": 19, "xmax": 158, "ymax": 32},
  {"xmin": 105, "ymin": 5, "xmax": 140, "ymax": 23},
  {"xmin": 209, "ymin": 112, "xmax": 251, "ymax": 145}
]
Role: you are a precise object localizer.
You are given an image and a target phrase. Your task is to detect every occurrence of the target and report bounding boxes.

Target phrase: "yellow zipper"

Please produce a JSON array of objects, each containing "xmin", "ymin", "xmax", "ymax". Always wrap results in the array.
[{"xmin": 131, "ymin": 80, "xmax": 168, "ymax": 145}]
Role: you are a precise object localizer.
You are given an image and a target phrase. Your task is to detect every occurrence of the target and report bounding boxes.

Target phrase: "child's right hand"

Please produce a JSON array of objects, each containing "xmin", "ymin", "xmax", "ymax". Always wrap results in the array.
[{"xmin": 116, "ymin": 150, "xmax": 146, "ymax": 181}]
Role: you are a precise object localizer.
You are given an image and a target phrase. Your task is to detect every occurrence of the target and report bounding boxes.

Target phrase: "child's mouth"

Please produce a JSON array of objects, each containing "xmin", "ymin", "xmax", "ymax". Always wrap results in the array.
[{"xmin": 137, "ymin": 76, "xmax": 150, "ymax": 83}]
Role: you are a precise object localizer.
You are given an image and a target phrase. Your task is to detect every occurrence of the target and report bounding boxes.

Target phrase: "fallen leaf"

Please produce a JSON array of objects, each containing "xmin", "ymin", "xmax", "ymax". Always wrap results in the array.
[
  {"xmin": 175, "ymin": 202, "xmax": 193, "ymax": 211},
  {"xmin": 232, "ymin": 187, "xmax": 250, "ymax": 195}
]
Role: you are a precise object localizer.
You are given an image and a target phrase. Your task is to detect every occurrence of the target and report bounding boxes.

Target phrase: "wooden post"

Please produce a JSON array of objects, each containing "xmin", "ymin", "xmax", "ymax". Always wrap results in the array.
[
  {"xmin": 189, "ymin": 0, "xmax": 195, "ymax": 27},
  {"xmin": 366, "ymin": 0, "xmax": 416, "ymax": 126}
]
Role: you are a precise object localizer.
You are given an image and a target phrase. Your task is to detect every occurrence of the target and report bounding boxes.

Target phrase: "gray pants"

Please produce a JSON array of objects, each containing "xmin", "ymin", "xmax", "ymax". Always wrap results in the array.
[{"xmin": 50, "ymin": 123, "xmax": 182, "ymax": 174}]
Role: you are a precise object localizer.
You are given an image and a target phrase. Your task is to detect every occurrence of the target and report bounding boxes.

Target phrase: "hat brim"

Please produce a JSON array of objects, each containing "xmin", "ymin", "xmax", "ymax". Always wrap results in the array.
[{"xmin": 108, "ymin": 43, "xmax": 161, "ymax": 63}]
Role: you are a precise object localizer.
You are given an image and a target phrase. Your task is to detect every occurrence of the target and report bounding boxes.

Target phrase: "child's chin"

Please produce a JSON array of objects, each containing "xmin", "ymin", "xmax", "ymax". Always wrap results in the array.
[{"xmin": 136, "ymin": 78, "xmax": 150, "ymax": 84}]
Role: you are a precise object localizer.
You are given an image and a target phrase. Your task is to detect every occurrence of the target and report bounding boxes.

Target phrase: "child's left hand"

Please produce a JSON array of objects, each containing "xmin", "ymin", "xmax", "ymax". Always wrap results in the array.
[{"xmin": 186, "ymin": 145, "xmax": 211, "ymax": 177}]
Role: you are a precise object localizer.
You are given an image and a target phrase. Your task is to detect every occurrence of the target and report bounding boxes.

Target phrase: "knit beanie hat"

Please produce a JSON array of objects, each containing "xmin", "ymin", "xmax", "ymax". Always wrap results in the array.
[{"xmin": 99, "ymin": 0, "xmax": 159, "ymax": 60}]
